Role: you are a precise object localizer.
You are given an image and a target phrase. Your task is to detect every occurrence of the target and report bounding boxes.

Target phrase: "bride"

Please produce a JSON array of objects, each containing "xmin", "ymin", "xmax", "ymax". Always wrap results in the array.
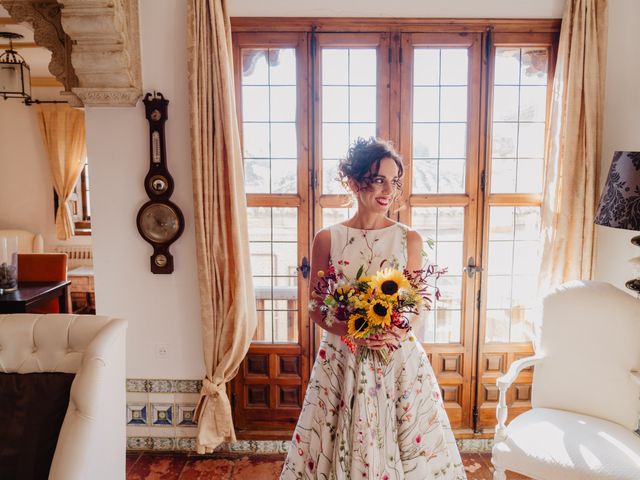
[{"xmin": 280, "ymin": 138, "xmax": 466, "ymax": 480}]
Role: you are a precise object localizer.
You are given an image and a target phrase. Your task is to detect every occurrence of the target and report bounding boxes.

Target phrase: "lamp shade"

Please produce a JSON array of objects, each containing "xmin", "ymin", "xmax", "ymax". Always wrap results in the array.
[{"xmin": 595, "ymin": 151, "xmax": 640, "ymax": 231}]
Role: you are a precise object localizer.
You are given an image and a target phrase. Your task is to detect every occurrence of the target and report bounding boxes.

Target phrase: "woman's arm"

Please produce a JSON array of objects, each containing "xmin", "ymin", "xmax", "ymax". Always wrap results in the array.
[
  {"xmin": 406, "ymin": 229, "xmax": 424, "ymax": 273},
  {"xmin": 308, "ymin": 229, "xmax": 348, "ymax": 336}
]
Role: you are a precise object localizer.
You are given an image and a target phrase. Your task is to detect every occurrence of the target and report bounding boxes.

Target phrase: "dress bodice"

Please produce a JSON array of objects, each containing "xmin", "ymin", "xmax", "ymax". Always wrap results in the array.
[{"xmin": 328, "ymin": 222, "xmax": 409, "ymax": 279}]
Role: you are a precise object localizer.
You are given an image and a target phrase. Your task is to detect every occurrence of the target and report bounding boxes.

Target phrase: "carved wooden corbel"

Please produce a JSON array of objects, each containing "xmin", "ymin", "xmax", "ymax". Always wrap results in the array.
[{"xmin": 1, "ymin": 0, "xmax": 142, "ymax": 107}]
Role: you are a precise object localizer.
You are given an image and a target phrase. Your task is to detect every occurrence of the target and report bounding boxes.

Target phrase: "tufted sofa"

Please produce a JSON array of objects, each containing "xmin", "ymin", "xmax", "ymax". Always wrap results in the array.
[
  {"xmin": 0, "ymin": 229, "xmax": 44, "ymax": 253},
  {"xmin": 0, "ymin": 314, "xmax": 127, "ymax": 480}
]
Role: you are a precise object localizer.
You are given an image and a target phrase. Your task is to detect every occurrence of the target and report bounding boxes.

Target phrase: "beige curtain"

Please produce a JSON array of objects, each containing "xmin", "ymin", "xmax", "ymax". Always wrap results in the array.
[
  {"xmin": 36, "ymin": 104, "xmax": 86, "ymax": 240},
  {"xmin": 187, "ymin": 0, "xmax": 257, "ymax": 453},
  {"xmin": 539, "ymin": 0, "xmax": 608, "ymax": 292}
]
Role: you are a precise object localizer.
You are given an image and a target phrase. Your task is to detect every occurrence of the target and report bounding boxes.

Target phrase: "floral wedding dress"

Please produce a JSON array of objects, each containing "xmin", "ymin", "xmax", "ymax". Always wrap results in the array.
[{"xmin": 280, "ymin": 223, "xmax": 466, "ymax": 480}]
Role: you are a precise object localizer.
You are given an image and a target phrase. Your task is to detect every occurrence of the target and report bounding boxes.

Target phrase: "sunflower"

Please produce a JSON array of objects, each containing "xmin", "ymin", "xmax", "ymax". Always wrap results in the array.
[
  {"xmin": 348, "ymin": 313, "xmax": 371, "ymax": 338},
  {"xmin": 367, "ymin": 299, "xmax": 392, "ymax": 327},
  {"xmin": 372, "ymin": 268, "xmax": 411, "ymax": 299}
]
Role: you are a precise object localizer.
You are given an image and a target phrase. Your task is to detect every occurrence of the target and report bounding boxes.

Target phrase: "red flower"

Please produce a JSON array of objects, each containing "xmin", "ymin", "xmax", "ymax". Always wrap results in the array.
[
  {"xmin": 415, "ymin": 434, "xmax": 422, "ymax": 444},
  {"xmin": 295, "ymin": 432, "xmax": 301, "ymax": 443},
  {"xmin": 307, "ymin": 459, "xmax": 315, "ymax": 472},
  {"xmin": 318, "ymin": 349, "xmax": 326, "ymax": 360}
]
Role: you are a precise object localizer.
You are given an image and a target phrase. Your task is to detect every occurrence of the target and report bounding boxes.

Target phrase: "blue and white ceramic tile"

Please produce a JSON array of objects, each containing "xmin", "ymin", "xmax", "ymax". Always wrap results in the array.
[
  {"xmin": 151, "ymin": 403, "xmax": 173, "ymax": 426},
  {"xmin": 176, "ymin": 379, "xmax": 202, "ymax": 393},
  {"xmin": 176, "ymin": 437, "xmax": 197, "ymax": 451},
  {"xmin": 127, "ymin": 436, "xmax": 152, "ymax": 450},
  {"xmin": 176, "ymin": 404, "xmax": 197, "ymax": 427},
  {"xmin": 149, "ymin": 379, "xmax": 173, "ymax": 393},
  {"xmin": 126, "ymin": 379, "xmax": 148, "ymax": 393},
  {"xmin": 151, "ymin": 437, "xmax": 176, "ymax": 450},
  {"xmin": 126, "ymin": 404, "xmax": 148, "ymax": 425}
]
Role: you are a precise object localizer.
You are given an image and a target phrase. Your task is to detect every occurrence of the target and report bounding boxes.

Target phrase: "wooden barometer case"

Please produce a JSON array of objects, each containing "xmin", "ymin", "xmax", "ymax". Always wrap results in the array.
[{"xmin": 136, "ymin": 92, "xmax": 185, "ymax": 274}]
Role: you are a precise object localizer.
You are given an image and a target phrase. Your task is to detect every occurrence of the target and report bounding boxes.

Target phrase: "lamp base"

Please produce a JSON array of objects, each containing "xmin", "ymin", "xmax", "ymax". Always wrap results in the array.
[{"xmin": 625, "ymin": 278, "xmax": 640, "ymax": 293}]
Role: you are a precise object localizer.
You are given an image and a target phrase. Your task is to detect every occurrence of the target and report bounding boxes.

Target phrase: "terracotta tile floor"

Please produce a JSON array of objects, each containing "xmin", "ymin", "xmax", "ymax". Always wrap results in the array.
[{"xmin": 126, "ymin": 452, "xmax": 531, "ymax": 479}]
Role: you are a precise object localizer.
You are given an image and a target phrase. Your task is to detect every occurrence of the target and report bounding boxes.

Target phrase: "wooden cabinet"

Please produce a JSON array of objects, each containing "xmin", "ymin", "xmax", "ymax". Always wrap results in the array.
[{"xmin": 68, "ymin": 266, "xmax": 95, "ymax": 314}]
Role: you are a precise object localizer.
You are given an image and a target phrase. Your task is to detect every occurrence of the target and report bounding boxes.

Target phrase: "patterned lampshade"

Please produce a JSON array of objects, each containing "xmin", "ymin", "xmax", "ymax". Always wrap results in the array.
[{"xmin": 595, "ymin": 151, "xmax": 640, "ymax": 231}]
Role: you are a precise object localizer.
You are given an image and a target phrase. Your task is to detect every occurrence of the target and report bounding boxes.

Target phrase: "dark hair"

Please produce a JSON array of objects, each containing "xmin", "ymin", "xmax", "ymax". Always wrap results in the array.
[{"xmin": 338, "ymin": 137, "xmax": 404, "ymax": 190}]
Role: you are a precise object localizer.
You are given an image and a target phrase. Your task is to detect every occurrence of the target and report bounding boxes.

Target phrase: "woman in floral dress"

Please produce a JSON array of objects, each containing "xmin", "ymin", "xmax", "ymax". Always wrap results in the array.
[{"xmin": 280, "ymin": 138, "xmax": 466, "ymax": 480}]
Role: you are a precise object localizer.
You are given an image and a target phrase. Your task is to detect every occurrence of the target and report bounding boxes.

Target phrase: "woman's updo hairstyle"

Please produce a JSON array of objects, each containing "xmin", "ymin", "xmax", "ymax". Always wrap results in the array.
[{"xmin": 338, "ymin": 137, "xmax": 404, "ymax": 191}]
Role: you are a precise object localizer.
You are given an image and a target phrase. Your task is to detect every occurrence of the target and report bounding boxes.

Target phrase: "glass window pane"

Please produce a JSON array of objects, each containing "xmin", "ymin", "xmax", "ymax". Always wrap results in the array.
[
  {"xmin": 435, "ymin": 309, "xmax": 461, "ymax": 343},
  {"xmin": 489, "ymin": 207, "xmax": 514, "ymax": 241},
  {"xmin": 518, "ymin": 123, "xmax": 545, "ymax": 158},
  {"xmin": 412, "ymin": 159, "xmax": 437, "ymax": 194},
  {"xmin": 492, "ymin": 123, "xmax": 518, "ymax": 158},
  {"xmin": 322, "ymin": 86, "xmax": 349, "ymax": 122},
  {"xmin": 491, "ymin": 158, "xmax": 517, "ymax": 193},
  {"xmin": 244, "ymin": 158, "xmax": 270, "ymax": 193},
  {"xmin": 486, "ymin": 309, "xmax": 510, "ymax": 343},
  {"xmin": 271, "ymin": 123, "xmax": 297, "ymax": 158},
  {"xmin": 322, "ymin": 123, "xmax": 349, "ymax": 161},
  {"xmin": 440, "ymin": 86, "xmax": 467, "ymax": 122},
  {"xmin": 516, "ymin": 158, "xmax": 544, "ymax": 193},
  {"xmin": 494, "ymin": 48, "xmax": 520, "ymax": 85},
  {"xmin": 493, "ymin": 86, "xmax": 519, "ymax": 122},
  {"xmin": 349, "ymin": 123, "xmax": 376, "ymax": 145},
  {"xmin": 437, "ymin": 208, "xmax": 464, "ymax": 241},
  {"xmin": 487, "ymin": 276, "xmax": 512, "ymax": 309},
  {"xmin": 243, "ymin": 123, "xmax": 269, "ymax": 158},
  {"xmin": 269, "ymin": 49, "xmax": 296, "ymax": 85},
  {"xmin": 437, "ymin": 242, "xmax": 463, "ymax": 276},
  {"xmin": 436, "ymin": 276, "xmax": 462, "ymax": 309},
  {"xmin": 349, "ymin": 86, "xmax": 377, "ymax": 122},
  {"xmin": 349, "ymin": 49, "xmax": 376, "ymax": 86},
  {"xmin": 413, "ymin": 124, "xmax": 439, "ymax": 158},
  {"xmin": 322, "ymin": 207, "xmax": 354, "ymax": 228},
  {"xmin": 414, "ymin": 49, "xmax": 440, "ymax": 86},
  {"xmin": 514, "ymin": 207, "xmax": 541, "ymax": 240},
  {"xmin": 247, "ymin": 207, "xmax": 271, "ymax": 242},
  {"xmin": 270, "ymin": 86, "xmax": 296, "ymax": 122},
  {"xmin": 413, "ymin": 87, "xmax": 439, "ymax": 123},
  {"xmin": 323, "ymin": 159, "xmax": 346, "ymax": 195},
  {"xmin": 271, "ymin": 159, "xmax": 297, "ymax": 194},
  {"xmin": 521, "ymin": 48, "xmax": 548, "ymax": 85},
  {"xmin": 242, "ymin": 86, "xmax": 269, "ymax": 121},
  {"xmin": 488, "ymin": 241, "xmax": 513, "ymax": 275},
  {"xmin": 249, "ymin": 207, "xmax": 298, "ymax": 344},
  {"xmin": 438, "ymin": 159, "xmax": 465, "ymax": 194},
  {"xmin": 440, "ymin": 123, "xmax": 466, "ymax": 158},
  {"xmin": 242, "ymin": 49, "xmax": 269, "ymax": 85},
  {"xmin": 440, "ymin": 49, "xmax": 468, "ymax": 85},
  {"xmin": 322, "ymin": 49, "xmax": 349, "ymax": 85},
  {"xmin": 519, "ymin": 86, "xmax": 547, "ymax": 122}
]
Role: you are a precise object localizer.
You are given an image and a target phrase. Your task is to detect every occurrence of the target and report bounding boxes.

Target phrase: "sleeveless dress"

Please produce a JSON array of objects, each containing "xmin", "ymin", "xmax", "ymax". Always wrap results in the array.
[{"xmin": 280, "ymin": 223, "xmax": 466, "ymax": 480}]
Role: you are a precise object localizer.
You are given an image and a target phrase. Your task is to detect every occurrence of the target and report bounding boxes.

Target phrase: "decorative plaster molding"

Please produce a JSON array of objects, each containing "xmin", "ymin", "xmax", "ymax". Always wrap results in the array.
[
  {"xmin": 1, "ymin": 0, "xmax": 142, "ymax": 107},
  {"xmin": 0, "ymin": 0, "xmax": 78, "ymax": 90}
]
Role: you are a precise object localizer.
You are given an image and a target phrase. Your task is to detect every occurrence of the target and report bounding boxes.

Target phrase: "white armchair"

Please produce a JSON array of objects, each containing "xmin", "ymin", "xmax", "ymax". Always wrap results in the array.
[
  {"xmin": 0, "ymin": 314, "xmax": 127, "ymax": 480},
  {"xmin": 492, "ymin": 280, "xmax": 640, "ymax": 480},
  {"xmin": 0, "ymin": 229, "xmax": 44, "ymax": 253}
]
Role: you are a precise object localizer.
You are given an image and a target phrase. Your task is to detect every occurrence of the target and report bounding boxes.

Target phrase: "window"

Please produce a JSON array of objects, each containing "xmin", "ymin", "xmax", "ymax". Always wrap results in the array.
[
  {"xmin": 55, "ymin": 159, "xmax": 91, "ymax": 235},
  {"xmin": 231, "ymin": 19, "xmax": 558, "ymax": 436}
]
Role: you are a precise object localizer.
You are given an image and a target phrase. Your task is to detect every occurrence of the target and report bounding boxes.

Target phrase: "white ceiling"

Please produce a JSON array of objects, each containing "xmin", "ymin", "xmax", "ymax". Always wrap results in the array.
[{"xmin": 0, "ymin": 5, "xmax": 55, "ymax": 79}]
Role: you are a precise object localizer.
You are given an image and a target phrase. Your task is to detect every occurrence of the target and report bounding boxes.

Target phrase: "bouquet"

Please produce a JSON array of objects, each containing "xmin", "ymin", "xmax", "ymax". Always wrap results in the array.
[{"xmin": 311, "ymin": 261, "xmax": 445, "ymax": 364}]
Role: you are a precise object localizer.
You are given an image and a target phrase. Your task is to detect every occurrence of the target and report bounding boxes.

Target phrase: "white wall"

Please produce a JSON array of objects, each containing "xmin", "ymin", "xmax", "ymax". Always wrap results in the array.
[
  {"xmin": 594, "ymin": 0, "xmax": 640, "ymax": 291},
  {"xmin": 0, "ymin": 86, "xmax": 90, "ymax": 249},
  {"xmin": 85, "ymin": 0, "xmax": 203, "ymax": 378}
]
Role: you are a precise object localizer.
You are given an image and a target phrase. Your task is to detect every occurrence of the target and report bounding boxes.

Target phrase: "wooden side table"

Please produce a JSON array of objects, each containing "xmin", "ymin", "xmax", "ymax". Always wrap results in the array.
[{"xmin": 68, "ymin": 266, "xmax": 95, "ymax": 314}]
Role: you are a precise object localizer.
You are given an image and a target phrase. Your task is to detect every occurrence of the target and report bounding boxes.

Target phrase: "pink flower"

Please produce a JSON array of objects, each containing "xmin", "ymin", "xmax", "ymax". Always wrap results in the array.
[
  {"xmin": 297, "ymin": 448, "xmax": 304, "ymax": 456},
  {"xmin": 415, "ymin": 434, "xmax": 422, "ymax": 444},
  {"xmin": 382, "ymin": 474, "xmax": 390, "ymax": 480}
]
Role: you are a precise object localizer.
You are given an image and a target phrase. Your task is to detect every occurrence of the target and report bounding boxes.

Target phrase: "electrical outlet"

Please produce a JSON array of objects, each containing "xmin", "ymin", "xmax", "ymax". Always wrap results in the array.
[{"xmin": 155, "ymin": 343, "xmax": 169, "ymax": 359}]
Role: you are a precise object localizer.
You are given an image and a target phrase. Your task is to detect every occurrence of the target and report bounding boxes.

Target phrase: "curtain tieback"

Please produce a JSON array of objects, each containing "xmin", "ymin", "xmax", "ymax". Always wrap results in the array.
[{"xmin": 202, "ymin": 377, "xmax": 225, "ymax": 399}]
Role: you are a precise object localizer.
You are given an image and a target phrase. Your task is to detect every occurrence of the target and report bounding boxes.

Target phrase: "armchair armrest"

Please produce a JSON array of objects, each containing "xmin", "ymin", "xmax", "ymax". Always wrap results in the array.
[
  {"xmin": 494, "ymin": 355, "xmax": 544, "ymax": 443},
  {"xmin": 497, "ymin": 355, "xmax": 544, "ymax": 391},
  {"xmin": 631, "ymin": 371, "xmax": 640, "ymax": 387}
]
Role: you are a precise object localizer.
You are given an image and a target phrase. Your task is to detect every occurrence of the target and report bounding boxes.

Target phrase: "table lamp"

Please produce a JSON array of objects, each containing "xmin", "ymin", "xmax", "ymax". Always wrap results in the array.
[{"xmin": 595, "ymin": 151, "xmax": 640, "ymax": 293}]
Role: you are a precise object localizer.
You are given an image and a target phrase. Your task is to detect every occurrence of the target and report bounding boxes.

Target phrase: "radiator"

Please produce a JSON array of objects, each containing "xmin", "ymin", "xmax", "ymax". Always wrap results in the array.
[{"xmin": 54, "ymin": 245, "xmax": 93, "ymax": 267}]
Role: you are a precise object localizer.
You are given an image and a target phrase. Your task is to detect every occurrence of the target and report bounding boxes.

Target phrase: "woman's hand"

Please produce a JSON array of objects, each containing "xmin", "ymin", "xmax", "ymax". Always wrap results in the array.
[{"xmin": 353, "ymin": 327, "xmax": 407, "ymax": 350}]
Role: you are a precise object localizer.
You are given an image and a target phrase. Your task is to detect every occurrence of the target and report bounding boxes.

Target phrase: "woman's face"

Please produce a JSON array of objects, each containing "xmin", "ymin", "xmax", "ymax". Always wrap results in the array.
[{"xmin": 350, "ymin": 156, "xmax": 402, "ymax": 214}]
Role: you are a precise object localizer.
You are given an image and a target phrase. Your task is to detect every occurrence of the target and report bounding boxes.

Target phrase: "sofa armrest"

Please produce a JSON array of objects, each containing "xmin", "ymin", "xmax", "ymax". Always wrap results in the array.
[{"xmin": 494, "ymin": 355, "xmax": 544, "ymax": 443}]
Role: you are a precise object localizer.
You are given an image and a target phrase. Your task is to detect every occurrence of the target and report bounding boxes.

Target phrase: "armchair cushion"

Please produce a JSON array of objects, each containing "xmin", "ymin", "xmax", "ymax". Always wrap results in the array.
[
  {"xmin": 0, "ymin": 372, "xmax": 75, "ymax": 480},
  {"xmin": 493, "ymin": 407, "xmax": 640, "ymax": 480}
]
